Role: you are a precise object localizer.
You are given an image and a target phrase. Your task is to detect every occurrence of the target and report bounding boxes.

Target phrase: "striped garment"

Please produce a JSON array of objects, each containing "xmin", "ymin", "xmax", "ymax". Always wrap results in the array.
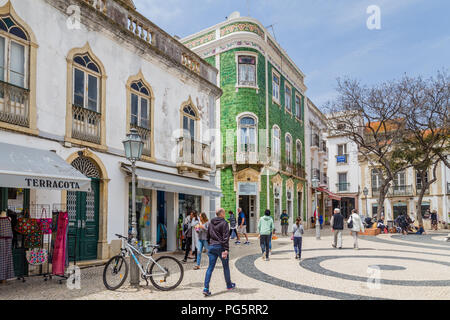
[{"xmin": 0, "ymin": 217, "xmax": 15, "ymax": 280}]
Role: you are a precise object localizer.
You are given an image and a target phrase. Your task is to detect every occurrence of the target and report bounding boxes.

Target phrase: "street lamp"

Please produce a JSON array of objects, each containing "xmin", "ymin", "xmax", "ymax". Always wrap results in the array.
[
  {"xmin": 363, "ymin": 187, "xmax": 369, "ymax": 218},
  {"xmin": 312, "ymin": 175, "xmax": 320, "ymax": 240},
  {"xmin": 123, "ymin": 128, "xmax": 144, "ymax": 287}
]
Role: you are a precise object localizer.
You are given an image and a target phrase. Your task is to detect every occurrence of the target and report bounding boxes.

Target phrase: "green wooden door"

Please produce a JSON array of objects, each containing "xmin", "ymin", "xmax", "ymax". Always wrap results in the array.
[{"xmin": 67, "ymin": 179, "xmax": 99, "ymax": 261}]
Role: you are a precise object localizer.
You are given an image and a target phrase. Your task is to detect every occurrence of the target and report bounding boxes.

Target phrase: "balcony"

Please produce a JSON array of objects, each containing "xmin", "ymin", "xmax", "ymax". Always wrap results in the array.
[
  {"xmin": 387, "ymin": 185, "xmax": 413, "ymax": 197},
  {"xmin": 336, "ymin": 183, "xmax": 350, "ymax": 192},
  {"xmin": 415, "ymin": 184, "xmax": 430, "ymax": 195},
  {"xmin": 336, "ymin": 154, "xmax": 349, "ymax": 164},
  {"xmin": 318, "ymin": 141, "xmax": 327, "ymax": 155},
  {"xmin": 372, "ymin": 187, "xmax": 380, "ymax": 197},
  {"xmin": 310, "ymin": 134, "xmax": 320, "ymax": 149},
  {"xmin": 294, "ymin": 165, "xmax": 306, "ymax": 179},
  {"xmin": 176, "ymin": 137, "xmax": 211, "ymax": 177},
  {"xmin": 281, "ymin": 157, "xmax": 294, "ymax": 175},
  {"xmin": 72, "ymin": 105, "xmax": 101, "ymax": 145},
  {"xmin": 223, "ymin": 149, "xmax": 269, "ymax": 167},
  {"xmin": 130, "ymin": 124, "xmax": 151, "ymax": 157},
  {"xmin": 0, "ymin": 81, "xmax": 30, "ymax": 128}
]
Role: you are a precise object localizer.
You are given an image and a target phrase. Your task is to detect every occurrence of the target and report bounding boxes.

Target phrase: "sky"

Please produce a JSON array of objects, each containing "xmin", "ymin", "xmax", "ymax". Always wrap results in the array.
[{"xmin": 133, "ymin": 0, "xmax": 450, "ymax": 110}]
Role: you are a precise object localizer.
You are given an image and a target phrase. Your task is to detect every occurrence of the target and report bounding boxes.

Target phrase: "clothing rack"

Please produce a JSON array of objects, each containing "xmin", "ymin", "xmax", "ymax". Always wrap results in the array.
[{"xmin": 29, "ymin": 204, "xmax": 51, "ymax": 218}]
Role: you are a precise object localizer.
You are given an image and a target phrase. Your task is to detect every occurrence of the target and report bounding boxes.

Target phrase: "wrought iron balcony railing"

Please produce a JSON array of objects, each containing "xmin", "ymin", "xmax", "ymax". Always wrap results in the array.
[
  {"xmin": 387, "ymin": 185, "xmax": 413, "ymax": 197},
  {"xmin": 72, "ymin": 104, "xmax": 101, "ymax": 144},
  {"xmin": 415, "ymin": 184, "xmax": 430, "ymax": 195},
  {"xmin": 177, "ymin": 137, "xmax": 211, "ymax": 169},
  {"xmin": 336, "ymin": 183, "xmax": 350, "ymax": 192},
  {"xmin": 0, "ymin": 81, "xmax": 30, "ymax": 128},
  {"xmin": 130, "ymin": 123, "xmax": 151, "ymax": 157}
]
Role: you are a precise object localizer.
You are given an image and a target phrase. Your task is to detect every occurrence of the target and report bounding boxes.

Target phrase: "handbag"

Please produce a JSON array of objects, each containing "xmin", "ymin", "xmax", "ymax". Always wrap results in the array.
[
  {"xmin": 26, "ymin": 248, "xmax": 48, "ymax": 265},
  {"xmin": 16, "ymin": 210, "xmax": 39, "ymax": 235},
  {"xmin": 37, "ymin": 208, "xmax": 52, "ymax": 234},
  {"xmin": 24, "ymin": 231, "xmax": 43, "ymax": 248},
  {"xmin": 347, "ymin": 216, "xmax": 354, "ymax": 229}
]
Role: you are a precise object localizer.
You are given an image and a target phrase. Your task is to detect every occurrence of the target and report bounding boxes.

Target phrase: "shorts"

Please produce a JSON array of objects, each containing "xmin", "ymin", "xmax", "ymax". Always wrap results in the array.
[{"xmin": 238, "ymin": 226, "xmax": 247, "ymax": 234}]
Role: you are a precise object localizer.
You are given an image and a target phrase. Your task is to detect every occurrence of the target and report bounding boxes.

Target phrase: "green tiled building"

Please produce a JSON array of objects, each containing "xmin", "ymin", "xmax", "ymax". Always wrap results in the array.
[{"xmin": 182, "ymin": 13, "xmax": 308, "ymax": 233}]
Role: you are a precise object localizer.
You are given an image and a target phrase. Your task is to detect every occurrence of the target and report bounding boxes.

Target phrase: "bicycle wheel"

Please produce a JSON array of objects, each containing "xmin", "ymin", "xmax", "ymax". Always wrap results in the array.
[
  {"xmin": 103, "ymin": 255, "xmax": 128, "ymax": 291},
  {"xmin": 148, "ymin": 256, "xmax": 184, "ymax": 291}
]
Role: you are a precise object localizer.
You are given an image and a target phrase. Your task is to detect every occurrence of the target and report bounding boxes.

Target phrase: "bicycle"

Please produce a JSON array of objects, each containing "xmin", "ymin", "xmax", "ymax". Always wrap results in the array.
[{"xmin": 103, "ymin": 234, "xmax": 184, "ymax": 291}]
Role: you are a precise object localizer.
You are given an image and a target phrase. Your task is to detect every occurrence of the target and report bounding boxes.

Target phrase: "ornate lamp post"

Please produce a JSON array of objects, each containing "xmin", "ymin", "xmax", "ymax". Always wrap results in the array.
[
  {"xmin": 122, "ymin": 128, "xmax": 144, "ymax": 287},
  {"xmin": 363, "ymin": 187, "xmax": 369, "ymax": 219},
  {"xmin": 312, "ymin": 175, "xmax": 320, "ymax": 240}
]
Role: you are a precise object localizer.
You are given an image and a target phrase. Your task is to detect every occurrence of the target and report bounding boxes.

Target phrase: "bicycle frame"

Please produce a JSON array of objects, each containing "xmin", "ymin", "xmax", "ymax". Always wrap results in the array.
[{"xmin": 121, "ymin": 239, "xmax": 168, "ymax": 278}]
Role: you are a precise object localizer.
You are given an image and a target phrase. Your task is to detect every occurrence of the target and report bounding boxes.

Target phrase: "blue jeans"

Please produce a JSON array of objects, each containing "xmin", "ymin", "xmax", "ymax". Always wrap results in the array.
[
  {"xmin": 260, "ymin": 234, "xmax": 271, "ymax": 258},
  {"xmin": 293, "ymin": 237, "xmax": 302, "ymax": 257},
  {"xmin": 230, "ymin": 228, "xmax": 237, "ymax": 239},
  {"xmin": 269, "ymin": 232, "xmax": 272, "ymax": 250},
  {"xmin": 204, "ymin": 244, "xmax": 232, "ymax": 290},
  {"xmin": 196, "ymin": 239, "xmax": 209, "ymax": 266}
]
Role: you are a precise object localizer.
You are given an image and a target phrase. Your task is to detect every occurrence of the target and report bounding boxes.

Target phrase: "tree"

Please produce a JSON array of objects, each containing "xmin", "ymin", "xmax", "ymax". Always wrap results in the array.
[
  {"xmin": 395, "ymin": 71, "xmax": 450, "ymax": 227},
  {"xmin": 326, "ymin": 78, "xmax": 410, "ymax": 219}
]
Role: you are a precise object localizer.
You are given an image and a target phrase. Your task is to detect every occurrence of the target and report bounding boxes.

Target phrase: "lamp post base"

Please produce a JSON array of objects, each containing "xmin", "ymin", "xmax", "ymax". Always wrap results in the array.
[{"xmin": 315, "ymin": 223, "xmax": 321, "ymax": 240}]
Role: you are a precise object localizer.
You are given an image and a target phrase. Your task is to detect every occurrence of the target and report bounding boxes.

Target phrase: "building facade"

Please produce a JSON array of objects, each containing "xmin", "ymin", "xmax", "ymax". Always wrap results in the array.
[
  {"xmin": 305, "ymin": 99, "xmax": 332, "ymax": 227},
  {"xmin": 182, "ymin": 12, "xmax": 307, "ymax": 233},
  {"xmin": 0, "ymin": 0, "xmax": 221, "ymax": 267},
  {"xmin": 326, "ymin": 115, "xmax": 361, "ymax": 219},
  {"xmin": 360, "ymin": 159, "xmax": 450, "ymax": 226}
]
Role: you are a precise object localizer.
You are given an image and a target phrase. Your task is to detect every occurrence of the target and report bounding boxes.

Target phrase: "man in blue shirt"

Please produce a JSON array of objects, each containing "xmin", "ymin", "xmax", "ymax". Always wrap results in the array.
[{"xmin": 236, "ymin": 207, "xmax": 250, "ymax": 245}]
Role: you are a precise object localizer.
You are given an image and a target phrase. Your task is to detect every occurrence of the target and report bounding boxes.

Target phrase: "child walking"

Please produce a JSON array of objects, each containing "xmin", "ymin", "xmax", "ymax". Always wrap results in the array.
[{"xmin": 292, "ymin": 218, "xmax": 304, "ymax": 260}]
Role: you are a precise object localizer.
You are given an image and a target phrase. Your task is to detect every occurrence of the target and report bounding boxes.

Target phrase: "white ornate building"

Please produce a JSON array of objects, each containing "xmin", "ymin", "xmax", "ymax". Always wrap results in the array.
[{"xmin": 0, "ymin": 0, "xmax": 221, "ymax": 263}]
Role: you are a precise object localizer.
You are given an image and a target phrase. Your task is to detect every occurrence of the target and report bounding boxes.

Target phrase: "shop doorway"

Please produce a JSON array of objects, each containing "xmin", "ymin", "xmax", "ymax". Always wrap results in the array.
[
  {"xmin": 157, "ymin": 191, "xmax": 167, "ymax": 252},
  {"xmin": 238, "ymin": 195, "xmax": 256, "ymax": 233},
  {"xmin": 67, "ymin": 179, "xmax": 99, "ymax": 261},
  {"xmin": 393, "ymin": 203, "xmax": 407, "ymax": 219},
  {"xmin": 67, "ymin": 157, "xmax": 101, "ymax": 261}
]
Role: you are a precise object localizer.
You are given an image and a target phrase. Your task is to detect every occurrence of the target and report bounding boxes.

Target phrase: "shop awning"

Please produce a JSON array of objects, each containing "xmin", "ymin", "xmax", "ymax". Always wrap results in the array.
[
  {"xmin": 121, "ymin": 164, "xmax": 223, "ymax": 198},
  {"xmin": 0, "ymin": 142, "xmax": 91, "ymax": 192},
  {"xmin": 317, "ymin": 187, "xmax": 342, "ymax": 201}
]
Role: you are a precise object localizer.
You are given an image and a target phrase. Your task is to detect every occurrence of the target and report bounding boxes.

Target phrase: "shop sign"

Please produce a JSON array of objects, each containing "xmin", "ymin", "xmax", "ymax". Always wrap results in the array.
[
  {"xmin": 337, "ymin": 155, "xmax": 347, "ymax": 163},
  {"xmin": 0, "ymin": 175, "xmax": 91, "ymax": 191},
  {"xmin": 238, "ymin": 182, "xmax": 257, "ymax": 196}
]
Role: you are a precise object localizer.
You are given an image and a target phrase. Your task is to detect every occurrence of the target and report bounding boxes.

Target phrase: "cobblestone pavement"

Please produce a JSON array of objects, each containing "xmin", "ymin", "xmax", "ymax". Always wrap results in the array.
[{"xmin": 1, "ymin": 228, "xmax": 449, "ymax": 300}]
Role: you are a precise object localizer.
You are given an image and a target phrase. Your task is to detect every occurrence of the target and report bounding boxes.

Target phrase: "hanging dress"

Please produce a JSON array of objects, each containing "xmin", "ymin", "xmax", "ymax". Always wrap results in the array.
[
  {"xmin": 52, "ymin": 211, "xmax": 68, "ymax": 276},
  {"xmin": 0, "ymin": 217, "xmax": 15, "ymax": 281}
]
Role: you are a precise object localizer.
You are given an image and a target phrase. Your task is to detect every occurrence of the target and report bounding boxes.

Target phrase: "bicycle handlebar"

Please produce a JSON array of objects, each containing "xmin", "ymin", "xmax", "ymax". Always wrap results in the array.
[{"xmin": 115, "ymin": 234, "xmax": 160, "ymax": 249}]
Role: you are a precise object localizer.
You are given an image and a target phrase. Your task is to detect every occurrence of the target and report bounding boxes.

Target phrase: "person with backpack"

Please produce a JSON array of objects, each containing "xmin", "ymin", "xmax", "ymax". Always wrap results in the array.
[
  {"xmin": 280, "ymin": 210, "xmax": 289, "ymax": 236},
  {"xmin": 258, "ymin": 209, "xmax": 274, "ymax": 261},
  {"xmin": 348, "ymin": 209, "xmax": 365, "ymax": 250},
  {"xmin": 292, "ymin": 217, "xmax": 304, "ymax": 259},
  {"xmin": 227, "ymin": 211, "xmax": 238, "ymax": 240},
  {"xmin": 331, "ymin": 208, "xmax": 344, "ymax": 249}
]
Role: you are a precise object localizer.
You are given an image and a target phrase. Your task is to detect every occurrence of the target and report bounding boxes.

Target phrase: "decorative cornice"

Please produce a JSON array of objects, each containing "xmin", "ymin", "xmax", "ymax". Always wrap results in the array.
[
  {"xmin": 220, "ymin": 21, "xmax": 265, "ymax": 39},
  {"xmin": 183, "ymin": 30, "xmax": 216, "ymax": 49}
]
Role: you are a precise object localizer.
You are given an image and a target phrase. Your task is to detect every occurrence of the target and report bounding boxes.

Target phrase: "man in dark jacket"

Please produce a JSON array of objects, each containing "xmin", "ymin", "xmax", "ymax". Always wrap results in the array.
[
  {"xmin": 330, "ymin": 208, "xmax": 344, "ymax": 249},
  {"xmin": 203, "ymin": 208, "xmax": 236, "ymax": 297}
]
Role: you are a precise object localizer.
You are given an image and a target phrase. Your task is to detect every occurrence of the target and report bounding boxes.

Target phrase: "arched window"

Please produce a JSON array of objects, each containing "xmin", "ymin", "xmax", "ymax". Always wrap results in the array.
[
  {"xmin": 0, "ymin": 9, "xmax": 37, "ymax": 131},
  {"xmin": 67, "ymin": 43, "xmax": 106, "ymax": 146},
  {"xmin": 130, "ymin": 80, "xmax": 150, "ymax": 129},
  {"xmin": 238, "ymin": 116, "xmax": 257, "ymax": 153},
  {"xmin": 0, "ymin": 15, "xmax": 28, "ymax": 88},
  {"xmin": 127, "ymin": 73, "xmax": 154, "ymax": 158},
  {"xmin": 182, "ymin": 104, "xmax": 198, "ymax": 139},
  {"xmin": 73, "ymin": 53, "xmax": 101, "ymax": 112},
  {"xmin": 285, "ymin": 134, "xmax": 292, "ymax": 164},
  {"xmin": 296, "ymin": 140, "xmax": 302, "ymax": 165},
  {"xmin": 272, "ymin": 126, "xmax": 281, "ymax": 164}
]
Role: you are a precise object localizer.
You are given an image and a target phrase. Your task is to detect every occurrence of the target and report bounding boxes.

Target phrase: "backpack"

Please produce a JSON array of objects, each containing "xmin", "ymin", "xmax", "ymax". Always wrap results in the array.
[{"xmin": 347, "ymin": 216, "xmax": 353, "ymax": 229}]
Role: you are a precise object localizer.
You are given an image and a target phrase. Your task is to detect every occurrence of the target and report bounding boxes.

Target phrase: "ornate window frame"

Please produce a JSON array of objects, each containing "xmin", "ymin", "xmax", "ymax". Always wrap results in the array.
[
  {"xmin": 126, "ymin": 70, "xmax": 155, "ymax": 162},
  {"xmin": 271, "ymin": 125, "xmax": 281, "ymax": 167},
  {"xmin": 179, "ymin": 95, "xmax": 201, "ymax": 141},
  {"xmin": 234, "ymin": 51, "xmax": 259, "ymax": 92},
  {"xmin": 285, "ymin": 132, "xmax": 293, "ymax": 165},
  {"xmin": 296, "ymin": 139, "xmax": 303, "ymax": 166},
  {"xmin": 0, "ymin": 1, "xmax": 38, "ymax": 136},
  {"xmin": 65, "ymin": 42, "xmax": 107, "ymax": 150},
  {"xmin": 236, "ymin": 112, "xmax": 258, "ymax": 155}
]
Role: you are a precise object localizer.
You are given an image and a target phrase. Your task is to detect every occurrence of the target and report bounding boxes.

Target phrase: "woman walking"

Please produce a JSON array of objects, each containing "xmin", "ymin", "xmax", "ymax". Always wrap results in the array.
[
  {"xmin": 348, "ymin": 209, "xmax": 364, "ymax": 250},
  {"xmin": 194, "ymin": 213, "xmax": 210, "ymax": 270},
  {"xmin": 227, "ymin": 211, "xmax": 238, "ymax": 240},
  {"xmin": 292, "ymin": 218, "xmax": 304, "ymax": 259},
  {"xmin": 183, "ymin": 210, "xmax": 199, "ymax": 263}
]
